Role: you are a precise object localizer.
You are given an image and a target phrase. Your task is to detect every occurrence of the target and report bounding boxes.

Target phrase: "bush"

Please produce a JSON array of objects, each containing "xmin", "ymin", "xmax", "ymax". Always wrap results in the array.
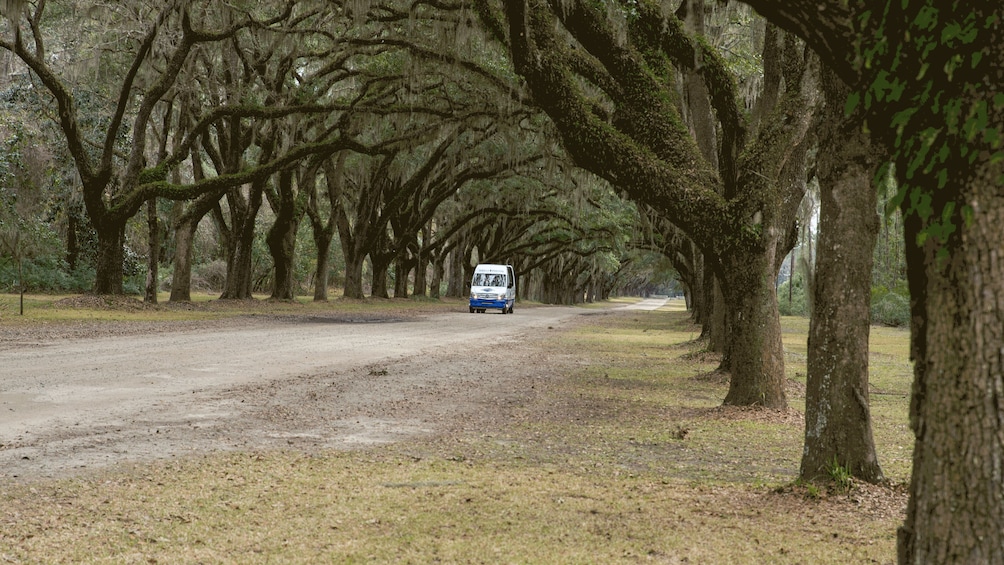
[
  {"xmin": 777, "ymin": 275, "xmax": 808, "ymax": 316},
  {"xmin": 193, "ymin": 259, "xmax": 228, "ymax": 292},
  {"xmin": 871, "ymin": 286, "xmax": 910, "ymax": 327},
  {"xmin": 0, "ymin": 255, "xmax": 95, "ymax": 293}
]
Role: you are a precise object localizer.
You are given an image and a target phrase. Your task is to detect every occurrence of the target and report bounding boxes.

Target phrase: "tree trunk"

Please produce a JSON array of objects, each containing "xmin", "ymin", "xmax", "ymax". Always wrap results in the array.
[
  {"xmin": 267, "ymin": 171, "xmax": 300, "ymax": 301},
  {"xmin": 897, "ymin": 157, "xmax": 1004, "ymax": 563},
  {"xmin": 267, "ymin": 216, "xmax": 299, "ymax": 300},
  {"xmin": 312, "ymin": 229, "xmax": 333, "ymax": 301},
  {"xmin": 429, "ymin": 253, "xmax": 445, "ymax": 299},
  {"xmin": 221, "ymin": 234, "xmax": 256, "ymax": 300},
  {"xmin": 219, "ymin": 185, "xmax": 263, "ymax": 300},
  {"xmin": 393, "ymin": 257, "xmax": 410, "ymax": 298},
  {"xmin": 413, "ymin": 254, "xmax": 429, "ymax": 297},
  {"xmin": 170, "ymin": 218, "xmax": 197, "ymax": 302},
  {"xmin": 371, "ymin": 253, "xmax": 392, "ymax": 299},
  {"xmin": 342, "ymin": 253, "xmax": 365, "ymax": 299},
  {"xmin": 144, "ymin": 198, "xmax": 159, "ymax": 304},
  {"xmin": 720, "ymin": 250, "xmax": 787, "ymax": 409},
  {"xmin": 800, "ymin": 68, "xmax": 883, "ymax": 483},
  {"xmin": 445, "ymin": 248, "xmax": 466, "ymax": 298},
  {"xmin": 93, "ymin": 222, "xmax": 126, "ymax": 295}
]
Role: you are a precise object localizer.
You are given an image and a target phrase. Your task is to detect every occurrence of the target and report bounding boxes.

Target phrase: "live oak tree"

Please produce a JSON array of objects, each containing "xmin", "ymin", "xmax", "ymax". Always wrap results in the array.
[
  {"xmin": 492, "ymin": 0, "xmax": 820, "ymax": 408},
  {"xmin": 741, "ymin": 0, "xmax": 1004, "ymax": 562},
  {"xmin": 0, "ymin": 2, "xmax": 285, "ymax": 294}
]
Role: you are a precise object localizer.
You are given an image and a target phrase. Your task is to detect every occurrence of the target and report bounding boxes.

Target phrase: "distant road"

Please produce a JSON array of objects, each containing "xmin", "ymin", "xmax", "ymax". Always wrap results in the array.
[{"xmin": 619, "ymin": 297, "xmax": 672, "ymax": 310}]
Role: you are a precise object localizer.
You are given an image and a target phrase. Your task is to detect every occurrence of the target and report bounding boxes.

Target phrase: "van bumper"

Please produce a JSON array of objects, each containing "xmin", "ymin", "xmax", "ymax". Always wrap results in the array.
[{"xmin": 469, "ymin": 298, "xmax": 508, "ymax": 310}]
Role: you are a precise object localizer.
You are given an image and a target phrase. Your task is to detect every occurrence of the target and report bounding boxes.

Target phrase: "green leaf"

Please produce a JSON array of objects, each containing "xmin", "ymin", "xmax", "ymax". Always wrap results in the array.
[
  {"xmin": 844, "ymin": 92, "xmax": 860, "ymax": 116},
  {"xmin": 936, "ymin": 169, "xmax": 948, "ymax": 188},
  {"xmin": 912, "ymin": 5, "xmax": 939, "ymax": 31},
  {"xmin": 961, "ymin": 205, "xmax": 974, "ymax": 228}
]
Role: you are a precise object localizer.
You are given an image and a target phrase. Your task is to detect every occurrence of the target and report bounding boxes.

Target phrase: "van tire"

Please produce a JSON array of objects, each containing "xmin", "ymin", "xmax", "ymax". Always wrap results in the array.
[{"xmin": 469, "ymin": 307, "xmax": 475, "ymax": 313}]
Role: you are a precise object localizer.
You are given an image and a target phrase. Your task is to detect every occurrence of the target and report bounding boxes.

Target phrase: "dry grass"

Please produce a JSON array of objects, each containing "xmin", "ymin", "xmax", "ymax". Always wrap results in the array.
[{"xmin": 0, "ymin": 297, "xmax": 911, "ymax": 564}]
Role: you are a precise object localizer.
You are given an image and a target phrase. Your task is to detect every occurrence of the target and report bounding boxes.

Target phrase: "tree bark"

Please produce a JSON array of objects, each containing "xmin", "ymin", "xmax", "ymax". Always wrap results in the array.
[
  {"xmin": 312, "ymin": 229, "xmax": 333, "ymax": 301},
  {"xmin": 342, "ymin": 253, "xmax": 365, "ymax": 299},
  {"xmin": 144, "ymin": 198, "xmax": 159, "ymax": 303},
  {"xmin": 93, "ymin": 222, "xmax": 126, "ymax": 295},
  {"xmin": 219, "ymin": 185, "xmax": 263, "ymax": 300},
  {"xmin": 801, "ymin": 67, "xmax": 883, "ymax": 484},
  {"xmin": 720, "ymin": 250, "xmax": 787, "ymax": 409},
  {"xmin": 267, "ymin": 170, "xmax": 301, "ymax": 301},
  {"xmin": 370, "ymin": 251, "xmax": 392, "ymax": 299},
  {"xmin": 413, "ymin": 254, "xmax": 429, "ymax": 297},
  {"xmin": 897, "ymin": 156, "xmax": 1004, "ymax": 564},
  {"xmin": 393, "ymin": 258, "xmax": 410, "ymax": 298},
  {"xmin": 445, "ymin": 247, "xmax": 466, "ymax": 298},
  {"xmin": 170, "ymin": 217, "xmax": 197, "ymax": 302},
  {"xmin": 429, "ymin": 256, "xmax": 444, "ymax": 299}
]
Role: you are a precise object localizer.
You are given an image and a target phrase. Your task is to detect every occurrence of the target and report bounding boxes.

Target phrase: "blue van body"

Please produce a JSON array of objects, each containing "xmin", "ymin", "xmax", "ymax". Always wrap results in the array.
[{"xmin": 469, "ymin": 264, "xmax": 516, "ymax": 314}]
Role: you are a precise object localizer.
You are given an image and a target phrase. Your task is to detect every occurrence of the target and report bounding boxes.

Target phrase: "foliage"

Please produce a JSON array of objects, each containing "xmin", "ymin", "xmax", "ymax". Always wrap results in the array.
[
  {"xmin": 826, "ymin": 456, "xmax": 854, "ymax": 492},
  {"xmin": 849, "ymin": 1, "xmax": 1002, "ymax": 251},
  {"xmin": 870, "ymin": 284, "xmax": 910, "ymax": 327},
  {"xmin": 777, "ymin": 273, "xmax": 809, "ymax": 317}
]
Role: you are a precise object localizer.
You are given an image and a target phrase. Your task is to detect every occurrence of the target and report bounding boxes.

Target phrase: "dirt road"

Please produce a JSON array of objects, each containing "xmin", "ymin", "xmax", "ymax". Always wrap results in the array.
[{"xmin": 1, "ymin": 303, "xmax": 645, "ymax": 482}]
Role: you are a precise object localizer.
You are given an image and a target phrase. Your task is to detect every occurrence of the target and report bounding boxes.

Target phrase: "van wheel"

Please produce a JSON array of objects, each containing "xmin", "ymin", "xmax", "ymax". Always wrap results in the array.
[
  {"xmin": 508, "ymin": 304, "xmax": 514, "ymax": 314},
  {"xmin": 469, "ymin": 307, "xmax": 475, "ymax": 313},
  {"xmin": 500, "ymin": 306, "xmax": 506, "ymax": 315}
]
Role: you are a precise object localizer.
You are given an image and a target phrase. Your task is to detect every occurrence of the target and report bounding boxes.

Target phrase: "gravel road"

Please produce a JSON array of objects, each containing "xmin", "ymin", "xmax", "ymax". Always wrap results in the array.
[{"xmin": 1, "ymin": 302, "xmax": 652, "ymax": 483}]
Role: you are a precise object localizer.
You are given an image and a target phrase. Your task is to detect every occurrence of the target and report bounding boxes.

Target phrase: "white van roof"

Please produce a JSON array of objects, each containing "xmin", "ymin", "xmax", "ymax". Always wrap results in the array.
[{"xmin": 473, "ymin": 264, "xmax": 509, "ymax": 273}]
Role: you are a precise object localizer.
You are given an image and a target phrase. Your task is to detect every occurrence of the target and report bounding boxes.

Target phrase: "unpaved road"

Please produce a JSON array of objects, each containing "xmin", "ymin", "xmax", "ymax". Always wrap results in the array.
[{"xmin": 0, "ymin": 300, "xmax": 665, "ymax": 483}]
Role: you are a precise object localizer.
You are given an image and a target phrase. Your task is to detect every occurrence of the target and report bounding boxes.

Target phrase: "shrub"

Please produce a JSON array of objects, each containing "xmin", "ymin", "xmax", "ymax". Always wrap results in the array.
[
  {"xmin": 871, "ymin": 286, "xmax": 910, "ymax": 327},
  {"xmin": 777, "ymin": 275, "xmax": 808, "ymax": 316},
  {"xmin": 193, "ymin": 259, "xmax": 228, "ymax": 292}
]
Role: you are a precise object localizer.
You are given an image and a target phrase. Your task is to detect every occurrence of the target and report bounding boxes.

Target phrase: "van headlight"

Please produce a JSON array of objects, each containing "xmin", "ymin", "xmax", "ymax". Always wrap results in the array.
[{"xmin": 497, "ymin": 293, "xmax": 506, "ymax": 300}]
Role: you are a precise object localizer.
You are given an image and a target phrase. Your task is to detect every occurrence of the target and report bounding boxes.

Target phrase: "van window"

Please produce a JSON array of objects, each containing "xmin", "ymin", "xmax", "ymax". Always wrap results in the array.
[{"xmin": 473, "ymin": 272, "xmax": 506, "ymax": 287}]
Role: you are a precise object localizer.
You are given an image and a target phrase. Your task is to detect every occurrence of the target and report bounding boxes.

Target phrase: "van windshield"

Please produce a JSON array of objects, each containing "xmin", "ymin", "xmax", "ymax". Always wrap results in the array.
[{"xmin": 473, "ymin": 273, "xmax": 504, "ymax": 287}]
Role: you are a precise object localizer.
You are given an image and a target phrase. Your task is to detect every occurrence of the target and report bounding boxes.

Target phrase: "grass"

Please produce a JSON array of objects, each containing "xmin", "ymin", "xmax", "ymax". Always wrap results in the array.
[
  {"xmin": 0, "ymin": 292, "xmax": 467, "ymax": 325},
  {"xmin": 0, "ymin": 296, "xmax": 912, "ymax": 564}
]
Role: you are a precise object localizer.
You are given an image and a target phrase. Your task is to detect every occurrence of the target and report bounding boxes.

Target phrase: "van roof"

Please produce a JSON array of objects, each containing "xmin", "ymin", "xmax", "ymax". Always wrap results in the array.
[{"xmin": 473, "ymin": 264, "xmax": 509, "ymax": 271}]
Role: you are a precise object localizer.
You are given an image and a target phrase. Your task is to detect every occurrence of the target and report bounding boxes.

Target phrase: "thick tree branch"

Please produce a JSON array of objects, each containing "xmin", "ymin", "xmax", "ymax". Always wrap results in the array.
[{"xmin": 738, "ymin": 0, "xmax": 859, "ymax": 84}]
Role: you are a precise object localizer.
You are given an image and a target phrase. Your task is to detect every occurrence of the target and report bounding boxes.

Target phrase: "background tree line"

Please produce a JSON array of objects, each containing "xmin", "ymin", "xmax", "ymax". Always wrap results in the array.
[{"xmin": 0, "ymin": 0, "xmax": 661, "ymax": 305}]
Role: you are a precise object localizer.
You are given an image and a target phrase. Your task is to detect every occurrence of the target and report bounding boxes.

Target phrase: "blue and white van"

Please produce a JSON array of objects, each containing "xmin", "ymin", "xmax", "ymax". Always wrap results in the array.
[{"xmin": 469, "ymin": 264, "xmax": 516, "ymax": 314}]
